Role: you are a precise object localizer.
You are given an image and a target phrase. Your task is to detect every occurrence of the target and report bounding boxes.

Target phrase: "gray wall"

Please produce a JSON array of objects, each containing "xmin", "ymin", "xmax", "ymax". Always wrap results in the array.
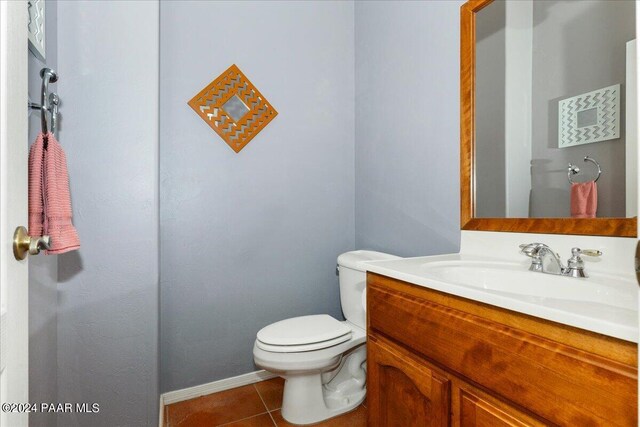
[
  {"xmin": 475, "ymin": 1, "xmax": 507, "ymax": 218},
  {"xmin": 159, "ymin": 1, "xmax": 355, "ymax": 392},
  {"xmin": 45, "ymin": 0, "xmax": 466, "ymax": 418},
  {"xmin": 28, "ymin": 2, "xmax": 58, "ymax": 426},
  {"xmin": 530, "ymin": 0, "xmax": 635, "ymax": 217},
  {"xmin": 55, "ymin": 1, "xmax": 159, "ymax": 426},
  {"xmin": 354, "ymin": 1, "xmax": 461, "ymax": 257}
]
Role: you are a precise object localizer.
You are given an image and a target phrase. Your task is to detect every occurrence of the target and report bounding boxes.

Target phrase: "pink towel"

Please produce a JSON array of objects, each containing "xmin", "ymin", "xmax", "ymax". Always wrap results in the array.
[
  {"xmin": 28, "ymin": 132, "xmax": 80, "ymax": 254},
  {"xmin": 570, "ymin": 181, "xmax": 597, "ymax": 218},
  {"xmin": 28, "ymin": 133, "xmax": 45, "ymax": 238}
]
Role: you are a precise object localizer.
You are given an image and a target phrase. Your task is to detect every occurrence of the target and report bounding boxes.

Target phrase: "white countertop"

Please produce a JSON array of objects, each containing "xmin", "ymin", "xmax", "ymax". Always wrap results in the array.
[{"xmin": 366, "ymin": 251, "xmax": 638, "ymax": 343}]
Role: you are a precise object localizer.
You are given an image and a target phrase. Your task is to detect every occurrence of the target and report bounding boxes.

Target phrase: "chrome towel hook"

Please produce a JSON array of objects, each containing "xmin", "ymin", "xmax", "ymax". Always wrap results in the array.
[
  {"xmin": 28, "ymin": 67, "xmax": 59, "ymax": 136},
  {"xmin": 568, "ymin": 156, "xmax": 601, "ymax": 184}
]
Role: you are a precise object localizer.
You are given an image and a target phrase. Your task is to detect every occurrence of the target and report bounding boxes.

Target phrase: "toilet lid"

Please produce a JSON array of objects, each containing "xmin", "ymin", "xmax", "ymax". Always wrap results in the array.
[
  {"xmin": 255, "ymin": 333, "xmax": 353, "ymax": 353},
  {"xmin": 256, "ymin": 314, "xmax": 351, "ymax": 347}
]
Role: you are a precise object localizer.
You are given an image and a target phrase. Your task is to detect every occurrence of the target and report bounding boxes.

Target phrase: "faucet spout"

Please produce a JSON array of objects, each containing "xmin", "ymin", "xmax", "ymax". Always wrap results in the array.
[{"xmin": 536, "ymin": 246, "xmax": 565, "ymax": 275}]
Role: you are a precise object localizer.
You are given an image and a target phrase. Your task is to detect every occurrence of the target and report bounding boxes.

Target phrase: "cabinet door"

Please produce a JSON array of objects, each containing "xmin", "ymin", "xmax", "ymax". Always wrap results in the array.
[
  {"xmin": 368, "ymin": 337, "xmax": 450, "ymax": 427},
  {"xmin": 459, "ymin": 388, "xmax": 547, "ymax": 427}
]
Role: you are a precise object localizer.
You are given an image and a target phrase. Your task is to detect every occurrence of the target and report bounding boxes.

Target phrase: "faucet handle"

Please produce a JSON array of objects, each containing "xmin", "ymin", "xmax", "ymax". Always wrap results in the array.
[
  {"xmin": 519, "ymin": 243, "xmax": 546, "ymax": 272},
  {"xmin": 519, "ymin": 243, "xmax": 545, "ymax": 257},
  {"xmin": 573, "ymin": 248, "xmax": 602, "ymax": 257},
  {"xmin": 566, "ymin": 247, "xmax": 602, "ymax": 278}
]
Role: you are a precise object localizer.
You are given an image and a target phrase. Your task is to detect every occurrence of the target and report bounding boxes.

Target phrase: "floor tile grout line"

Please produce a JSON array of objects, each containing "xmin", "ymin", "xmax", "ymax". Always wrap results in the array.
[
  {"xmin": 214, "ymin": 410, "xmax": 272, "ymax": 427},
  {"xmin": 267, "ymin": 410, "xmax": 278, "ymax": 426},
  {"xmin": 253, "ymin": 383, "xmax": 270, "ymax": 412},
  {"xmin": 268, "ymin": 409, "xmax": 283, "ymax": 426},
  {"xmin": 254, "ymin": 384, "xmax": 278, "ymax": 426}
]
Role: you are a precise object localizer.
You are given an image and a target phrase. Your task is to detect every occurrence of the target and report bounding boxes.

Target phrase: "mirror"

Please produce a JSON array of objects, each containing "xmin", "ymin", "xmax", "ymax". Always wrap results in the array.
[
  {"xmin": 222, "ymin": 94, "xmax": 250, "ymax": 122},
  {"xmin": 461, "ymin": 0, "xmax": 637, "ymax": 236}
]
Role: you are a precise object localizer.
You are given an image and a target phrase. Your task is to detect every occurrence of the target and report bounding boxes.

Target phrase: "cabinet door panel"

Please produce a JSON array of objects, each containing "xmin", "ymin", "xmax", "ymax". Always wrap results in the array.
[
  {"xmin": 459, "ymin": 389, "xmax": 547, "ymax": 427},
  {"xmin": 368, "ymin": 337, "xmax": 450, "ymax": 427}
]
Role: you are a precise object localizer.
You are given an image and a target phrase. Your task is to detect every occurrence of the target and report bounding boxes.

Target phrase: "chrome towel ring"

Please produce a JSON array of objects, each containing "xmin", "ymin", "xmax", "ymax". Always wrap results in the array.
[{"xmin": 568, "ymin": 156, "xmax": 601, "ymax": 184}]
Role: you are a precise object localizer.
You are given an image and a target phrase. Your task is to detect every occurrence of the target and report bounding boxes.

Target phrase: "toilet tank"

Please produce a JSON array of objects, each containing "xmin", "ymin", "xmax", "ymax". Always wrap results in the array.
[{"xmin": 337, "ymin": 250, "xmax": 400, "ymax": 329}]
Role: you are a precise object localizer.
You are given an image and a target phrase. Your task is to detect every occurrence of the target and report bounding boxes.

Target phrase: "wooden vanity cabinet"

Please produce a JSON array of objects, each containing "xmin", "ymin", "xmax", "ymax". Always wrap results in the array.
[
  {"xmin": 366, "ymin": 273, "xmax": 638, "ymax": 427},
  {"xmin": 368, "ymin": 337, "xmax": 450, "ymax": 427}
]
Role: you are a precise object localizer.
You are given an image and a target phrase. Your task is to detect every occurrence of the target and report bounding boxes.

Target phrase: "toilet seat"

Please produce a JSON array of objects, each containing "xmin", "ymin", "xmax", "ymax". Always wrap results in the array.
[
  {"xmin": 256, "ymin": 314, "xmax": 352, "ymax": 353},
  {"xmin": 254, "ymin": 322, "xmax": 366, "ymax": 372}
]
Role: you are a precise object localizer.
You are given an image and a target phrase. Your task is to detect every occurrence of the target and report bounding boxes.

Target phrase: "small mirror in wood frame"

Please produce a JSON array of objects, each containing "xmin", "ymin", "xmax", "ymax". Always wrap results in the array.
[{"xmin": 189, "ymin": 64, "xmax": 278, "ymax": 153}]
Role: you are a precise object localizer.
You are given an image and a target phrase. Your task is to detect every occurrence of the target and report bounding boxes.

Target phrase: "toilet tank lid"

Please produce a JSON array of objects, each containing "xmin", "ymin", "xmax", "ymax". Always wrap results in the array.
[{"xmin": 337, "ymin": 250, "xmax": 400, "ymax": 272}]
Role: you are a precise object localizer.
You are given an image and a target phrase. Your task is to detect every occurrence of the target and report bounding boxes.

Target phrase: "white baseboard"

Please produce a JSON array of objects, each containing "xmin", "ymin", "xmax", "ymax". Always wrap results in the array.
[
  {"xmin": 158, "ymin": 394, "xmax": 164, "ymax": 427},
  {"xmin": 161, "ymin": 370, "xmax": 278, "ymax": 407}
]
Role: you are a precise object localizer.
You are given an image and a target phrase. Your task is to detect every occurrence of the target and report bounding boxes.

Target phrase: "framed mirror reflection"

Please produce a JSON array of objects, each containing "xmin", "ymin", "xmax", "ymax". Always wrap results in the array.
[{"xmin": 461, "ymin": 0, "xmax": 637, "ymax": 236}]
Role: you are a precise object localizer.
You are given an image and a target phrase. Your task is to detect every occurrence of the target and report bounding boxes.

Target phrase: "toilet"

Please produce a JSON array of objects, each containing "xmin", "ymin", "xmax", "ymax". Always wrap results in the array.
[{"xmin": 253, "ymin": 250, "xmax": 400, "ymax": 425}]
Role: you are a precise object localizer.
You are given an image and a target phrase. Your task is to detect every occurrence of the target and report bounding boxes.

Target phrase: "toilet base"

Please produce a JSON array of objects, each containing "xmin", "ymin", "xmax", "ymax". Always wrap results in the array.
[{"xmin": 280, "ymin": 345, "xmax": 366, "ymax": 425}]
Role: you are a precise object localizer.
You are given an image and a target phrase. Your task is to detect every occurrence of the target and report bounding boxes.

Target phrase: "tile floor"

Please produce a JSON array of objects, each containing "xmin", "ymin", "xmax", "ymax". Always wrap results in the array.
[{"xmin": 165, "ymin": 377, "xmax": 368, "ymax": 427}]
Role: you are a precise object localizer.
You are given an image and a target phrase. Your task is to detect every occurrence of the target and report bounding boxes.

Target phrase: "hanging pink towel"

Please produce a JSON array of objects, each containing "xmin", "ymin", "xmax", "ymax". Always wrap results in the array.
[
  {"xmin": 28, "ymin": 133, "xmax": 45, "ymax": 238},
  {"xmin": 570, "ymin": 181, "xmax": 597, "ymax": 218},
  {"xmin": 28, "ymin": 132, "xmax": 80, "ymax": 254}
]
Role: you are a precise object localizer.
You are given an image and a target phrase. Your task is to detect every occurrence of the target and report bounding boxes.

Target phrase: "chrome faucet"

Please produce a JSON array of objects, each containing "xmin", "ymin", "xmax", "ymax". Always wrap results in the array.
[{"xmin": 519, "ymin": 243, "xmax": 602, "ymax": 278}]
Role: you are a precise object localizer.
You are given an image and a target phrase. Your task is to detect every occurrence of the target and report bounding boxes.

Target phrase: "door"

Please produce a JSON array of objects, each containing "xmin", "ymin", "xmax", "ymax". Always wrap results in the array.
[
  {"xmin": 0, "ymin": 2, "xmax": 29, "ymax": 426},
  {"xmin": 367, "ymin": 337, "xmax": 450, "ymax": 427},
  {"xmin": 636, "ymin": 1, "xmax": 640, "ymax": 422}
]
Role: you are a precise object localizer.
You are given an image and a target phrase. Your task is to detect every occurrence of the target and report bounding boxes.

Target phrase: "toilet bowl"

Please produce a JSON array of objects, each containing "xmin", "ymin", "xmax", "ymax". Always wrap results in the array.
[{"xmin": 253, "ymin": 250, "xmax": 400, "ymax": 425}]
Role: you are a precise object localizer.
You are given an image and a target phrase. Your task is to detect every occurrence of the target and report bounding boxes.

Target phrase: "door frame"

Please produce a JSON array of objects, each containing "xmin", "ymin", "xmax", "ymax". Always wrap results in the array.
[{"xmin": 0, "ymin": 2, "xmax": 30, "ymax": 426}]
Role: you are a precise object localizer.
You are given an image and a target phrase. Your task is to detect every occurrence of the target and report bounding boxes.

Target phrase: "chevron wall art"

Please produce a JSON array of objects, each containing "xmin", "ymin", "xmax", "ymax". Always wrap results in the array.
[
  {"xmin": 28, "ymin": 0, "xmax": 46, "ymax": 61},
  {"xmin": 558, "ymin": 84, "xmax": 620, "ymax": 148},
  {"xmin": 188, "ymin": 64, "xmax": 278, "ymax": 153}
]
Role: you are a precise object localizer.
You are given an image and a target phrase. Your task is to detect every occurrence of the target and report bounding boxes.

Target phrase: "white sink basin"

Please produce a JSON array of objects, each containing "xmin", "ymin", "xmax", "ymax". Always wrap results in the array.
[
  {"xmin": 365, "ymin": 254, "xmax": 638, "ymax": 342},
  {"xmin": 420, "ymin": 260, "xmax": 636, "ymax": 311}
]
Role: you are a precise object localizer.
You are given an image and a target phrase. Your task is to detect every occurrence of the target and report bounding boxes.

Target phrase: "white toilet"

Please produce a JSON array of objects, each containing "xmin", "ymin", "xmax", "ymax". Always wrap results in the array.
[{"xmin": 253, "ymin": 250, "xmax": 399, "ymax": 425}]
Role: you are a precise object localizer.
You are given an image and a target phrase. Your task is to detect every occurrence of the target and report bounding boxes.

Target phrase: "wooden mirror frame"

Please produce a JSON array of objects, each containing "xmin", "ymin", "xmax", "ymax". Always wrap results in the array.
[{"xmin": 460, "ymin": 0, "xmax": 637, "ymax": 237}]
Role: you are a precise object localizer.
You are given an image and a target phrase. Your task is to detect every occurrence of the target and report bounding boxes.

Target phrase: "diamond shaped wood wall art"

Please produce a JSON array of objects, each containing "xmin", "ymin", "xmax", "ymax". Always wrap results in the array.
[{"xmin": 188, "ymin": 64, "xmax": 278, "ymax": 153}]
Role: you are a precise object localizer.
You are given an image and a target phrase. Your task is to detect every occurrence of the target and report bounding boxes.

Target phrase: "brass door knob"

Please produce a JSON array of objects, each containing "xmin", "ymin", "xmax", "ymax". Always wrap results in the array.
[
  {"xmin": 636, "ymin": 241, "xmax": 640, "ymax": 286},
  {"xmin": 13, "ymin": 226, "xmax": 51, "ymax": 261}
]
